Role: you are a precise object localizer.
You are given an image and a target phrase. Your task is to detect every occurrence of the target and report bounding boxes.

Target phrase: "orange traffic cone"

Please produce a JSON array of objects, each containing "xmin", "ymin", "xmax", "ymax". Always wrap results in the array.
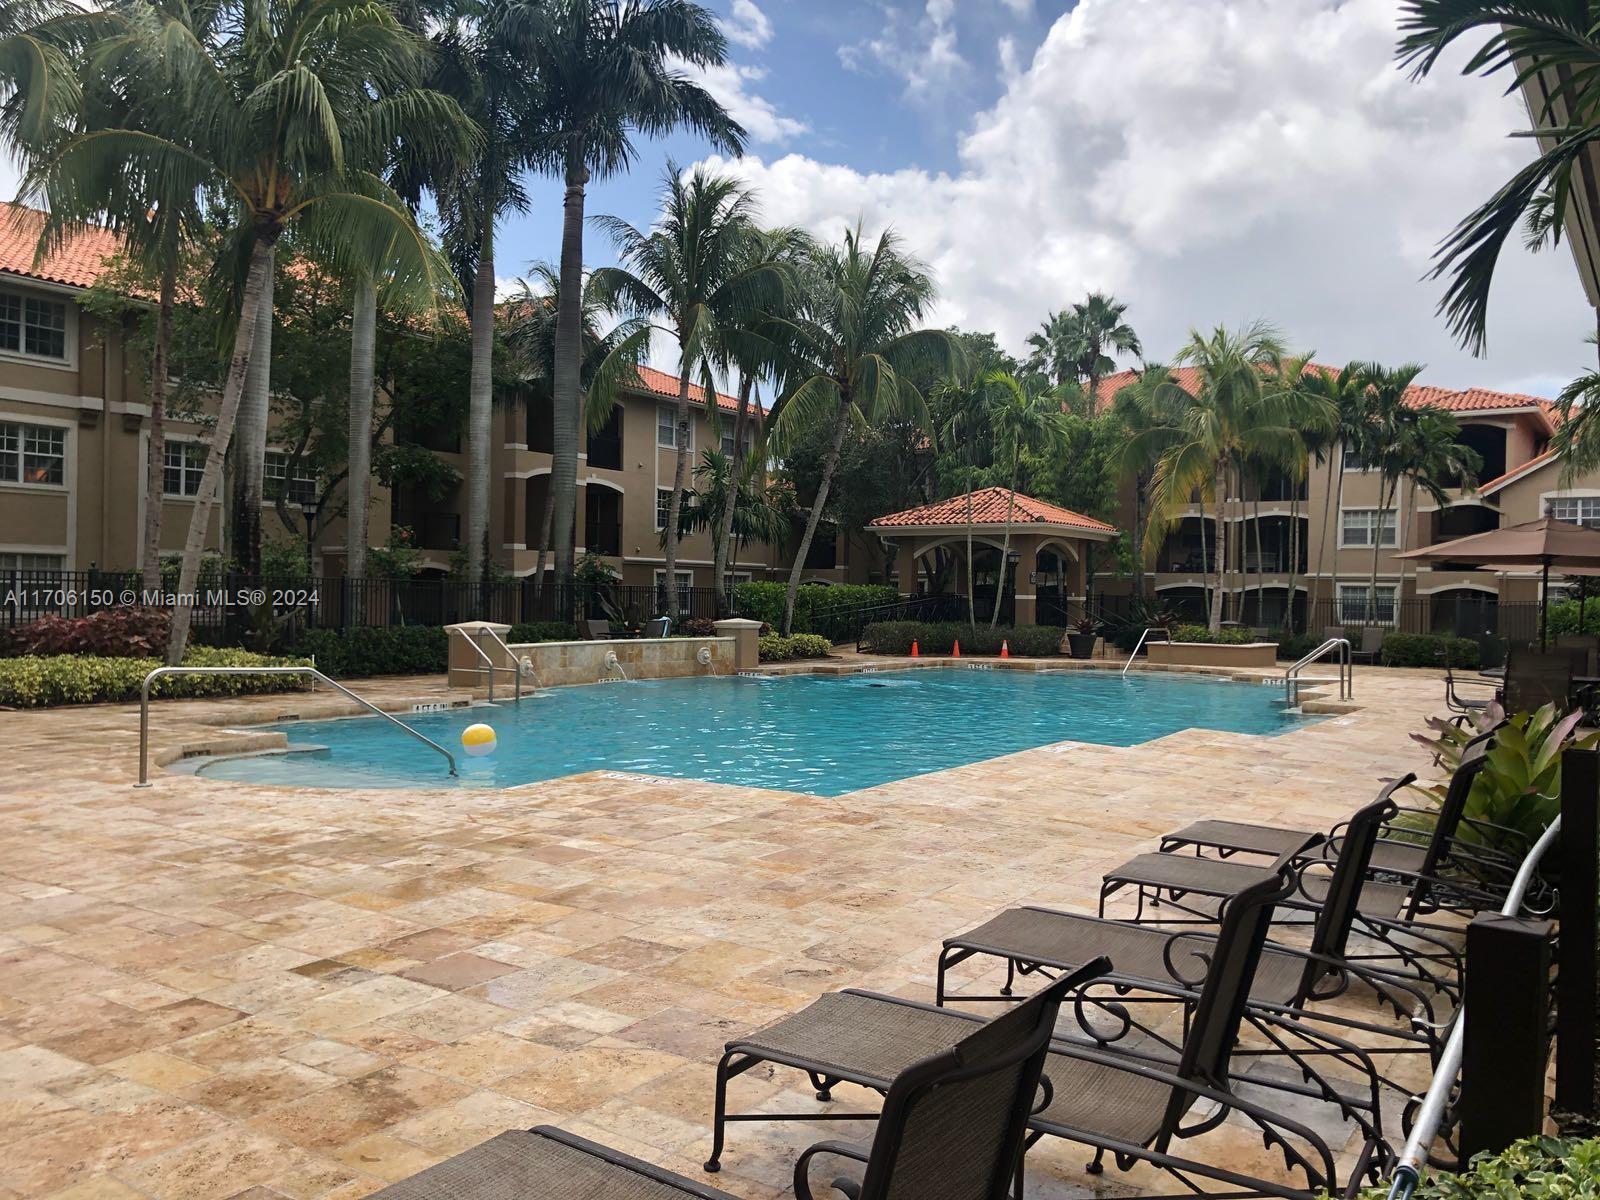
[
  {"xmin": 910, "ymin": 639, "xmax": 919, "ymax": 658},
  {"xmin": 952, "ymin": 639, "xmax": 961, "ymax": 658},
  {"xmin": 1000, "ymin": 639, "xmax": 1010, "ymax": 659}
]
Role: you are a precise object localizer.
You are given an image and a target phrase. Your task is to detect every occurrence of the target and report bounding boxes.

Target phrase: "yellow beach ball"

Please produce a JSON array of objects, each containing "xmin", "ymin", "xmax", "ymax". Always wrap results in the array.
[{"xmin": 461, "ymin": 722, "xmax": 498, "ymax": 758}]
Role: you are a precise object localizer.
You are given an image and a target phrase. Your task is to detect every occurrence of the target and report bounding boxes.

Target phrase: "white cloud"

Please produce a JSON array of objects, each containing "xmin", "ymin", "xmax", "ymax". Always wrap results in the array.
[
  {"xmin": 704, "ymin": 0, "xmax": 1594, "ymax": 397},
  {"xmin": 724, "ymin": 0, "xmax": 773, "ymax": 50},
  {"xmin": 999, "ymin": 0, "xmax": 1033, "ymax": 13},
  {"xmin": 997, "ymin": 34, "xmax": 1020, "ymax": 78},
  {"xmin": 688, "ymin": 61, "xmax": 808, "ymax": 144},
  {"xmin": 843, "ymin": 0, "xmax": 970, "ymax": 98}
]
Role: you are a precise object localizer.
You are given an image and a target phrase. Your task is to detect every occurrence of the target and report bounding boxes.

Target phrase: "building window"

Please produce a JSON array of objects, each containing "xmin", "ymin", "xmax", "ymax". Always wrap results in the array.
[
  {"xmin": 720, "ymin": 428, "xmax": 753, "ymax": 458},
  {"xmin": 1341, "ymin": 508, "xmax": 1397, "ymax": 548},
  {"xmin": 656, "ymin": 487, "xmax": 672, "ymax": 531},
  {"xmin": 0, "ymin": 551, "xmax": 64, "ymax": 572},
  {"xmin": 657, "ymin": 403, "xmax": 680, "ymax": 449},
  {"xmin": 0, "ymin": 291, "xmax": 68, "ymax": 360},
  {"xmin": 0, "ymin": 420, "xmax": 65, "ymax": 485},
  {"xmin": 1547, "ymin": 497, "xmax": 1600, "ymax": 529},
  {"xmin": 1342, "ymin": 442, "xmax": 1369, "ymax": 472},
  {"xmin": 265, "ymin": 451, "xmax": 317, "ymax": 506},
  {"xmin": 1338, "ymin": 583, "xmax": 1397, "ymax": 625},
  {"xmin": 163, "ymin": 440, "xmax": 206, "ymax": 496},
  {"xmin": 725, "ymin": 571, "xmax": 752, "ymax": 590},
  {"xmin": 654, "ymin": 569, "xmax": 693, "ymax": 608}
]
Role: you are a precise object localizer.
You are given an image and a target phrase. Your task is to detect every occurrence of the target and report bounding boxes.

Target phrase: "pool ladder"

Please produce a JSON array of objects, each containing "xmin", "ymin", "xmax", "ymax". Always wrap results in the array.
[
  {"xmin": 1284, "ymin": 637, "xmax": 1352, "ymax": 704},
  {"xmin": 1122, "ymin": 627, "xmax": 1171, "ymax": 675},
  {"xmin": 136, "ymin": 665, "xmax": 457, "ymax": 786},
  {"xmin": 453, "ymin": 627, "xmax": 540, "ymax": 702}
]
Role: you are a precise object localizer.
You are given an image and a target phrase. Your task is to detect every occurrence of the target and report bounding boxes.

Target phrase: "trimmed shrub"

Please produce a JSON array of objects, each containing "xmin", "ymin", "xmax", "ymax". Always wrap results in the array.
[
  {"xmin": 859, "ymin": 622, "xmax": 1066, "ymax": 656},
  {"xmin": 0, "ymin": 647, "xmax": 312, "ymax": 708},
  {"xmin": 506, "ymin": 621, "xmax": 580, "ymax": 644},
  {"xmin": 1359, "ymin": 1135, "xmax": 1600, "ymax": 1200},
  {"xmin": 287, "ymin": 626, "xmax": 449, "ymax": 677},
  {"xmin": 1380, "ymin": 632, "xmax": 1480, "ymax": 669},
  {"xmin": 1277, "ymin": 633, "xmax": 1320, "ymax": 662},
  {"xmin": 758, "ymin": 633, "xmax": 834, "ymax": 662},
  {"xmin": 1, "ymin": 607, "xmax": 171, "ymax": 658},
  {"xmin": 1170, "ymin": 624, "xmax": 1255, "ymax": 645},
  {"xmin": 734, "ymin": 582, "xmax": 898, "ymax": 639},
  {"xmin": 674, "ymin": 617, "xmax": 719, "ymax": 637}
]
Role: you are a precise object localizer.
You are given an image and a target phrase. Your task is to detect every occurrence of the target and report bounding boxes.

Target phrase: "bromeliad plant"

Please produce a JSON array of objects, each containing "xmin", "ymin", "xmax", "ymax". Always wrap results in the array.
[
  {"xmin": 1410, "ymin": 701, "xmax": 1597, "ymax": 854},
  {"xmin": 1361, "ymin": 1135, "xmax": 1600, "ymax": 1200}
]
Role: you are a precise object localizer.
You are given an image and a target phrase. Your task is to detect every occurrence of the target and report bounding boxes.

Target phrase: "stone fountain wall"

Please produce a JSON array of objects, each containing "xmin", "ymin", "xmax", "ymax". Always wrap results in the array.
[{"xmin": 445, "ymin": 623, "xmax": 736, "ymax": 691}]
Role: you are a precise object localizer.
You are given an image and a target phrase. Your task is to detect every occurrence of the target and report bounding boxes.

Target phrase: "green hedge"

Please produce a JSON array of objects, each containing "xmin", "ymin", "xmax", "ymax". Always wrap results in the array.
[
  {"xmin": 507, "ymin": 621, "xmax": 580, "ymax": 645},
  {"xmin": 1360, "ymin": 1135, "xmax": 1599, "ymax": 1199},
  {"xmin": 1171, "ymin": 624, "xmax": 1256, "ymax": 645},
  {"xmin": 758, "ymin": 633, "xmax": 834, "ymax": 662},
  {"xmin": 287, "ymin": 626, "xmax": 448, "ymax": 677},
  {"xmin": 1278, "ymin": 633, "xmax": 1320, "ymax": 662},
  {"xmin": 860, "ymin": 622, "xmax": 1065, "ymax": 657},
  {"xmin": 733, "ymin": 582, "xmax": 898, "ymax": 639},
  {"xmin": 1380, "ymin": 632, "xmax": 1481, "ymax": 669},
  {"xmin": 0, "ymin": 646, "xmax": 313, "ymax": 708}
]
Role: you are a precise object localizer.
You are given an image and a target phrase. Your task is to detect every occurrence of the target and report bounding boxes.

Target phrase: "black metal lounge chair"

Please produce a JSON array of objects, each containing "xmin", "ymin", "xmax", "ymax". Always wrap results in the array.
[
  {"xmin": 370, "ymin": 959, "xmax": 1101, "ymax": 1200},
  {"xmin": 705, "ymin": 866, "xmax": 1369, "ymax": 1200},
  {"xmin": 1503, "ymin": 646, "xmax": 1574, "ymax": 713}
]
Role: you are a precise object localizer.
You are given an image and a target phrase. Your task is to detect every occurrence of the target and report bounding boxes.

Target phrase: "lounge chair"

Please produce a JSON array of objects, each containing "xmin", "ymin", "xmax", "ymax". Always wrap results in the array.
[
  {"xmin": 1442, "ymin": 667, "xmax": 1496, "ymax": 732},
  {"xmin": 705, "ymin": 865, "xmax": 1370, "ymax": 1200},
  {"xmin": 1502, "ymin": 646, "xmax": 1573, "ymax": 713},
  {"xmin": 584, "ymin": 618, "xmax": 612, "ymax": 640},
  {"xmin": 647, "ymin": 615, "xmax": 671, "ymax": 637},
  {"xmin": 372, "ymin": 960, "xmax": 1102, "ymax": 1200},
  {"xmin": 1349, "ymin": 625, "xmax": 1385, "ymax": 664}
]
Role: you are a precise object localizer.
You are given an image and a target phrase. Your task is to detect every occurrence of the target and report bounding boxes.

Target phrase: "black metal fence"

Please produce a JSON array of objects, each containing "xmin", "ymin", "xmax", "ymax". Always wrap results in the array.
[{"xmin": 0, "ymin": 569, "xmax": 730, "ymax": 635}]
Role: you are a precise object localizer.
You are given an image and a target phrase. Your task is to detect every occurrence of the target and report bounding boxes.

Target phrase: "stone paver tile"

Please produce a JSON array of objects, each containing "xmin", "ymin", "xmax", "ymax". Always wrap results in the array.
[
  {"xmin": 175, "ymin": 1056, "xmax": 338, "ymax": 1118},
  {"xmin": 327, "ymin": 1135, "xmax": 441, "ymax": 1184},
  {"xmin": 104, "ymin": 1052, "xmax": 215, "ymax": 1093},
  {"xmin": 381, "ymin": 1090, "xmax": 555, "ymax": 1157},
  {"xmin": 394, "ymin": 953, "xmax": 518, "ymax": 992},
  {"xmin": 246, "ymin": 1066, "xmax": 471, "ymax": 1152},
  {"xmin": 496, "ymin": 1039, "xmax": 689, "ymax": 1114}
]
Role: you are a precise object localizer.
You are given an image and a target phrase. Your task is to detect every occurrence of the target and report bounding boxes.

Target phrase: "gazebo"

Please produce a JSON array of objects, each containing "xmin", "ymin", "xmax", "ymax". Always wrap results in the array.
[{"xmin": 867, "ymin": 487, "xmax": 1119, "ymax": 625}]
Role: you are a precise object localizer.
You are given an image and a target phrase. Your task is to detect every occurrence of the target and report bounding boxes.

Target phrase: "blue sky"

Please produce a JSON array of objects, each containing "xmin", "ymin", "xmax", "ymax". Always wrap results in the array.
[{"xmin": 493, "ymin": 0, "xmax": 1600, "ymax": 400}]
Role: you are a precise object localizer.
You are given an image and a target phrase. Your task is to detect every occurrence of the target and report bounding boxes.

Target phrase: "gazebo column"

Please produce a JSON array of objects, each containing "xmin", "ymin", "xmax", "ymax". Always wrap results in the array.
[
  {"xmin": 895, "ymin": 539, "xmax": 922, "ymax": 597},
  {"xmin": 1065, "ymin": 543, "xmax": 1088, "ymax": 604},
  {"xmin": 1011, "ymin": 533, "xmax": 1042, "ymax": 626}
]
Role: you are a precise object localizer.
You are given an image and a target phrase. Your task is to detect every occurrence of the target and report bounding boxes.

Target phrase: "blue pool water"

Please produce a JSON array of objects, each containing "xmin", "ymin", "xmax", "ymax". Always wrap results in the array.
[{"xmin": 192, "ymin": 668, "xmax": 1314, "ymax": 796}]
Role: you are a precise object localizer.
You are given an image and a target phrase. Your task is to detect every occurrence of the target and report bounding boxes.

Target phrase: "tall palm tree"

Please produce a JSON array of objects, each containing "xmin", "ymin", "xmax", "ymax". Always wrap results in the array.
[
  {"xmin": 935, "ymin": 357, "xmax": 1004, "ymax": 628},
  {"xmin": 1129, "ymin": 323, "xmax": 1332, "ymax": 633},
  {"xmin": 985, "ymin": 372, "xmax": 1069, "ymax": 626},
  {"xmin": 1064, "ymin": 292, "xmax": 1141, "ymax": 412},
  {"xmin": 1349, "ymin": 362, "xmax": 1427, "ymax": 626},
  {"xmin": 1024, "ymin": 309, "xmax": 1077, "ymax": 388},
  {"xmin": 510, "ymin": 0, "xmax": 744, "ymax": 587},
  {"xmin": 1297, "ymin": 364, "xmax": 1368, "ymax": 623},
  {"xmin": 1111, "ymin": 363, "xmax": 1184, "ymax": 601},
  {"xmin": 24, "ymin": 0, "xmax": 466, "ymax": 660},
  {"xmin": 590, "ymin": 165, "xmax": 781, "ymax": 620},
  {"xmin": 767, "ymin": 225, "xmax": 960, "ymax": 634},
  {"xmin": 1397, "ymin": 407, "xmax": 1483, "ymax": 606}
]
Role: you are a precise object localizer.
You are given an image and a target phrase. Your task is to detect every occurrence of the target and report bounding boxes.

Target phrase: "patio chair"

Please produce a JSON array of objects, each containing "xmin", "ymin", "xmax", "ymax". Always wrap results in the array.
[
  {"xmin": 1502, "ymin": 646, "xmax": 1574, "ymax": 713},
  {"xmin": 646, "ymin": 615, "xmax": 671, "ymax": 637},
  {"xmin": 704, "ymin": 864, "xmax": 1365, "ymax": 1199},
  {"xmin": 371, "ymin": 960, "xmax": 1104, "ymax": 1200},
  {"xmin": 583, "ymin": 618, "xmax": 612, "ymax": 640},
  {"xmin": 1349, "ymin": 625, "xmax": 1385, "ymax": 664},
  {"xmin": 1322, "ymin": 625, "xmax": 1347, "ymax": 644},
  {"xmin": 1442, "ymin": 667, "xmax": 1496, "ymax": 733},
  {"xmin": 1554, "ymin": 633, "xmax": 1600, "ymax": 677}
]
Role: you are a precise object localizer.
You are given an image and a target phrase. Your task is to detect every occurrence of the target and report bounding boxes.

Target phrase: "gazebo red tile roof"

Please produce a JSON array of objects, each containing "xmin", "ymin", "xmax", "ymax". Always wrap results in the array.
[{"xmin": 868, "ymin": 487, "xmax": 1117, "ymax": 534}]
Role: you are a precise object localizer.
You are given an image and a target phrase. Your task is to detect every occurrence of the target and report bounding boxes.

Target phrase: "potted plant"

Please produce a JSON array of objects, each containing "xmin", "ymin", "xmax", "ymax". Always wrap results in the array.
[{"xmin": 1068, "ymin": 615, "xmax": 1099, "ymax": 660}]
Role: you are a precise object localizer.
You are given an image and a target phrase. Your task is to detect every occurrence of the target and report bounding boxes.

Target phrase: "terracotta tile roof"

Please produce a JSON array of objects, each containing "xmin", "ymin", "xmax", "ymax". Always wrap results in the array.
[
  {"xmin": 632, "ymin": 364, "xmax": 754, "ymax": 414},
  {"xmin": 1477, "ymin": 447, "xmax": 1559, "ymax": 495},
  {"xmin": 867, "ymin": 486, "xmax": 1117, "ymax": 533},
  {"xmin": 1094, "ymin": 364, "xmax": 1554, "ymax": 424},
  {"xmin": 0, "ymin": 203, "xmax": 120, "ymax": 290}
]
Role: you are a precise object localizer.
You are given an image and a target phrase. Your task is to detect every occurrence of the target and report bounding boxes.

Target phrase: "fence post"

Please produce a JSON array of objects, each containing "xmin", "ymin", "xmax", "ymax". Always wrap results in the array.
[
  {"xmin": 1459, "ymin": 912, "xmax": 1556, "ymax": 1161},
  {"xmin": 1557, "ymin": 746, "xmax": 1600, "ymax": 1122}
]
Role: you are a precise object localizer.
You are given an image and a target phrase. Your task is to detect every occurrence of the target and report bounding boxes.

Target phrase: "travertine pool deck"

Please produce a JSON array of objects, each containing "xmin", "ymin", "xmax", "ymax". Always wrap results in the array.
[{"xmin": 2, "ymin": 663, "xmax": 1449, "ymax": 1198}]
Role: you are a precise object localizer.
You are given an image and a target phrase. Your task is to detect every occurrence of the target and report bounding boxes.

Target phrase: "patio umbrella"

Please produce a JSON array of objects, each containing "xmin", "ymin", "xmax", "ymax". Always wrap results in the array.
[{"xmin": 1396, "ymin": 516, "xmax": 1600, "ymax": 648}]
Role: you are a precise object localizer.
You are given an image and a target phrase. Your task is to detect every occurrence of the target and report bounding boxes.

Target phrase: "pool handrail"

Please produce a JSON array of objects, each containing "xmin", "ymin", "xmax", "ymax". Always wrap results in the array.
[
  {"xmin": 452, "ymin": 626, "xmax": 535, "ymax": 703},
  {"xmin": 1285, "ymin": 637, "xmax": 1352, "ymax": 702},
  {"xmin": 136, "ymin": 665, "xmax": 457, "ymax": 786},
  {"xmin": 1385, "ymin": 811, "xmax": 1562, "ymax": 1200},
  {"xmin": 1122, "ymin": 626, "xmax": 1171, "ymax": 675}
]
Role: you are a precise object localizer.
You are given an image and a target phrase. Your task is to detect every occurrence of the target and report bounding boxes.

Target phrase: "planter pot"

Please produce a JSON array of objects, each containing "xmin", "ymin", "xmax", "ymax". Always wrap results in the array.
[
  {"xmin": 1067, "ymin": 633, "xmax": 1098, "ymax": 660},
  {"xmin": 1146, "ymin": 641, "xmax": 1279, "ymax": 669}
]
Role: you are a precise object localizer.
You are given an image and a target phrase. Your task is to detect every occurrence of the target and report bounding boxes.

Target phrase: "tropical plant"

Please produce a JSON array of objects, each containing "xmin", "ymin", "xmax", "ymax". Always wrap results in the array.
[
  {"xmin": 1395, "ymin": 406, "xmax": 1483, "ymax": 602},
  {"xmin": 764, "ymin": 226, "xmax": 960, "ymax": 634},
  {"xmin": 21, "ymin": 0, "xmax": 466, "ymax": 661},
  {"xmin": 591, "ymin": 165, "xmax": 780, "ymax": 619},
  {"xmin": 1300, "ymin": 363, "xmax": 1371, "ymax": 614},
  {"xmin": 1065, "ymin": 292, "xmax": 1141, "ymax": 412},
  {"xmin": 1024, "ymin": 309, "xmax": 1079, "ymax": 388},
  {"xmin": 510, "ymin": 0, "xmax": 745, "ymax": 586},
  {"xmin": 1111, "ymin": 363, "xmax": 1188, "ymax": 601},
  {"xmin": 1347, "ymin": 362, "xmax": 1426, "ymax": 625},
  {"xmin": 985, "ymin": 372, "xmax": 1069, "ymax": 625}
]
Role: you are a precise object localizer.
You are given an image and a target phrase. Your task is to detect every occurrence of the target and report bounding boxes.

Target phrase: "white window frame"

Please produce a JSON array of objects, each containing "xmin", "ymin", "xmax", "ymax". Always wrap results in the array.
[
  {"xmin": 657, "ymin": 402, "xmax": 684, "ymax": 450},
  {"xmin": 655, "ymin": 486, "xmax": 672, "ymax": 531},
  {"xmin": 0, "ymin": 418, "xmax": 67, "ymax": 487},
  {"xmin": 162, "ymin": 437, "xmax": 207, "ymax": 497},
  {"xmin": 1546, "ymin": 496, "xmax": 1600, "ymax": 529},
  {"xmin": 1337, "ymin": 582, "xmax": 1398, "ymax": 626},
  {"xmin": 1341, "ymin": 442, "xmax": 1370, "ymax": 473},
  {"xmin": 264, "ymin": 450, "xmax": 318, "ymax": 507},
  {"xmin": 654, "ymin": 568, "xmax": 693, "ymax": 608},
  {"xmin": 1339, "ymin": 507, "xmax": 1397, "ymax": 549},
  {"xmin": 719, "ymin": 428, "xmax": 753, "ymax": 458},
  {"xmin": 0, "ymin": 287, "xmax": 74, "ymax": 367}
]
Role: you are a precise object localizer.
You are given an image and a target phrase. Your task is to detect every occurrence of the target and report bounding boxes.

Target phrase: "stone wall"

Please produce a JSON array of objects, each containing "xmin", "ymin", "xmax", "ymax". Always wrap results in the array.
[{"xmin": 446, "ymin": 624, "xmax": 736, "ymax": 691}]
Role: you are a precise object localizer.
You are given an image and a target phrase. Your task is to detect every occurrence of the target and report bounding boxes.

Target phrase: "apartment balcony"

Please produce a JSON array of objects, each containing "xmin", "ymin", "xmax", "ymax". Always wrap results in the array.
[
  {"xmin": 586, "ymin": 520, "xmax": 622, "ymax": 558},
  {"xmin": 392, "ymin": 510, "xmax": 461, "ymax": 551}
]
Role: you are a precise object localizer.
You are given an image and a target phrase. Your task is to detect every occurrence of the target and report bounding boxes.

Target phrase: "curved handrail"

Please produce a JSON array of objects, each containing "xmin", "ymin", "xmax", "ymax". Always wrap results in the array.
[
  {"xmin": 452, "ymin": 626, "xmax": 536, "ymax": 702},
  {"xmin": 1122, "ymin": 626, "xmax": 1172, "ymax": 676},
  {"xmin": 1285, "ymin": 637, "xmax": 1352, "ymax": 701},
  {"xmin": 1385, "ymin": 813, "xmax": 1563, "ymax": 1200},
  {"xmin": 137, "ymin": 666, "xmax": 457, "ymax": 786}
]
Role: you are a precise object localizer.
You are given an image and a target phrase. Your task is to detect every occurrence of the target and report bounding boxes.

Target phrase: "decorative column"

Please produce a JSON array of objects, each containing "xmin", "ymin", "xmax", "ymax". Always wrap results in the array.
[
  {"xmin": 894, "ymin": 539, "xmax": 921, "ymax": 597},
  {"xmin": 1011, "ymin": 534, "xmax": 1040, "ymax": 626}
]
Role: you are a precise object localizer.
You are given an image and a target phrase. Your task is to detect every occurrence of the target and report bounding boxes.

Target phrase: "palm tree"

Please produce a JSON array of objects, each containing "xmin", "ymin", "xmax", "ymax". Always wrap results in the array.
[
  {"xmin": 24, "ymin": 0, "xmax": 466, "ymax": 661},
  {"xmin": 510, "ymin": 0, "xmax": 744, "ymax": 587},
  {"xmin": 1129, "ymin": 323, "xmax": 1332, "ymax": 633},
  {"xmin": 590, "ymin": 165, "xmax": 782, "ymax": 621},
  {"xmin": 1298, "ymin": 363, "xmax": 1370, "ymax": 624},
  {"xmin": 767, "ymin": 226, "xmax": 960, "ymax": 634},
  {"xmin": 1397, "ymin": 408, "xmax": 1483, "ymax": 605},
  {"xmin": 1064, "ymin": 292, "xmax": 1140, "ymax": 412},
  {"xmin": 985, "ymin": 372, "xmax": 1069, "ymax": 626},
  {"xmin": 1111, "ymin": 363, "xmax": 1185, "ymax": 601},
  {"xmin": 500, "ymin": 262, "xmax": 635, "ymax": 601},
  {"xmin": 1024, "ymin": 309, "xmax": 1077, "ymax": 387},
  {"xmin": 935, "ymin": 359, "xmax": 1005, "ymax": 628}
]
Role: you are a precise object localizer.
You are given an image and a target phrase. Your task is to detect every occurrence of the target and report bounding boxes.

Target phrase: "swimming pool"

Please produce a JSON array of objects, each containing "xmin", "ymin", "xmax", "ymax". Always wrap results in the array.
[{"xmin": 191, "ymin": 668, "xmax": 1316, "ymax": 796}]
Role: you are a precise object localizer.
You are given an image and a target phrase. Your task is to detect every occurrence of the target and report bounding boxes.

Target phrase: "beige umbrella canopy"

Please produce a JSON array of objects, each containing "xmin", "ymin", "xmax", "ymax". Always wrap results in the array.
[{"xmin": 1397, "ymin": 516, "xmax": 1600, "ymax": 647}]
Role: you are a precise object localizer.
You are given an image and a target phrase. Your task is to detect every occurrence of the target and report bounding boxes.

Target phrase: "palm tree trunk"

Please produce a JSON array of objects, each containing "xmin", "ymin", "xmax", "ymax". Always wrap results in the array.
[
  {"xmin": 531, "ymin": 487, "xmax": 555, "ymax": 611},
  {"xmin": 1402, "ymin": 478, "xmax": 1418, "ymax": 632},
  {"xmin": 713, "ymin": 375, "xmax": 751, "ymax": 615},
  {"xmin": 465, "ymin": 213, "xmax": 495, "ymax": 581},
  {"xmin": 1252, "ymin": 495, "xmax": 1264, "ymax": 628},
  {"xmin": 965, "ymin": 482, "xmax": 976, "ymax": 629},
  {"xmin": 231, "ymin": 242, "xmax": 274, "ymax": 577},
  {"xmin": 784, "ymin": 400, "xmax": 850, "ymax": 636},
  {"xmin": 1285, "ymin": 490, "xmax": 1300, "ymax": 636},
  {"xmin": 1132, "ymin": 468, "xmax": 1148, "ymax": 599},
  {"xmin": 1324, "ymin": 452, "xmax": 1345, "ymax": 627},
  {"xmin": 663, "ymin": 364, "xmax": 694, "ymax": 621},
  {"xmin": 1209, "ymin": 466, "xmax": 1227, "ymax": 633},
  {"xmin": 991, "ymin": 455, "xmax": 1019, "ymax": 628},
  {"xmin": 550, "ymin": 157, "xmax": 590, "ymax": 585},
  {"xmin": 1198, "ymin": 511, "xmax": 1209, "ymax": 620},
  {"xmin": 345, "ymin": 274, "xmax": 377, "ymax": 581},
  {"xmin": 1368, "ymin": 475, "xmax": 1395, "ymax": 624},
  {"xmin": 167, "ymin": 239, "xmax": 275, "ymax": 664},
  {"xmin": 140, "ymin": 246, "xmax": 177, "ymax": 595}
]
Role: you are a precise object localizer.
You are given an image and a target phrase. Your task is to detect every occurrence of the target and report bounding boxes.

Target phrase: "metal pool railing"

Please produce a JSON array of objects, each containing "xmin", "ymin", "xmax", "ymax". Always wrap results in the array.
[
  {"xmin": 1385, "ymin": 813, "xmax": 1564, "ymax": 1200},
  {"xmin": 136, "ymin": 666, "xmax": 458, "ymax": 786}
]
